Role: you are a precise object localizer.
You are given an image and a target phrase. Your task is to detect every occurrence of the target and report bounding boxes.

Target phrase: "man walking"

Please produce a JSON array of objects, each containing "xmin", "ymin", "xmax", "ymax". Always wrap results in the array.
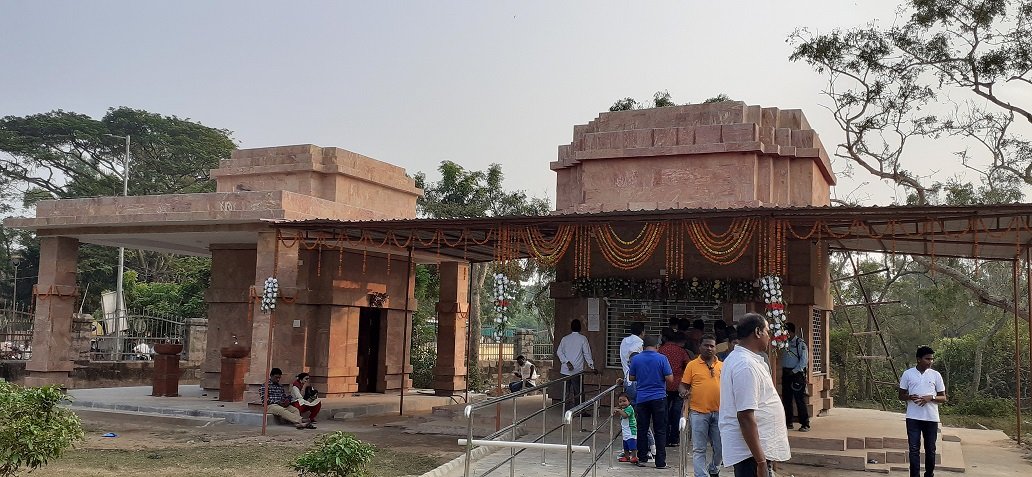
[
  {"xmin": 628, "ymin": 335, "xmax": 673, "ymax": 469},
  {"xmin": 557, "ymin": 319, "xmax": 596, "ymax": 409},
  {"xmin": 899, "ymin": 346, "xmax": 947, "ymax": 477},
  {"xmin": 680, "ymin": 333, "xmax": 723, "ymax": 477},
  {"xmin": 780, "ymin": 322, "xmax": 810, "ymax": 432},
  {"xmin": 659, "ymin": 331, "xmax": 691, "ymax": 447},
  {"xmin": 719, "ymin": 313, "xmax": 790, "ymax": 477},
  {"xmin": 619, "ymin": 321, "xmax": 645, "ymax": 399}
]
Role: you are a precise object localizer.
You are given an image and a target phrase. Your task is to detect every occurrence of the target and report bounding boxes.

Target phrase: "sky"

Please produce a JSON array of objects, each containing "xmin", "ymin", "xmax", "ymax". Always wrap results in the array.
[{"xmin": 1, "ymin": 0, "xmax": 967, "ymax": 207}]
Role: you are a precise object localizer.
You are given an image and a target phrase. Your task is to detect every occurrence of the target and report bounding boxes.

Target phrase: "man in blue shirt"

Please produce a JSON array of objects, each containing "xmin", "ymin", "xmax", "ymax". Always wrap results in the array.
[
  {"xmin": 629, "ymin": 335, "xmax": 674, "ymax": 469},
  {"xmin": 780, "ymin": 322, "xmax": 810, "ymax": 432}
]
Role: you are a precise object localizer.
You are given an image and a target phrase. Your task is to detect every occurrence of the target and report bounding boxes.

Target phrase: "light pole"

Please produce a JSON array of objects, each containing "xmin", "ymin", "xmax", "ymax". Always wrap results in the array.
[
  {"xmin": 104, "ymin": 134, "xmax": 130, "ymax": 354},
  {"xmin": 9, "ymin": 251, "xmax": 23, "ymax": 309}
]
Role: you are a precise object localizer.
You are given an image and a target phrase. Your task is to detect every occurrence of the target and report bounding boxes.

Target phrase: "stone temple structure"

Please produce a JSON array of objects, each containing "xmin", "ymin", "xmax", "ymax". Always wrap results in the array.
[
  {"xmin": 548, "ymin": 101, "xmax": 836, "ymax": 418},
  {"xmin": 7, "ymin": 101, "xmax": 835, "ymax": 417},
  {"xmin": 5, "ymin": 145, "xmax": 474, "ymax": 397}
]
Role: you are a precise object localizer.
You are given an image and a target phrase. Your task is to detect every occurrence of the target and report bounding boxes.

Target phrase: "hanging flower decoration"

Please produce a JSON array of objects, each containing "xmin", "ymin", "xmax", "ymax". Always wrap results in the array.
[
  {"xmin": 759, "ymin": 275, "xmax": 789, "ymax": 349},
  {"xmin": 260, "ymin": 277, "xmax": 279, "ymax": 314},
  {"xmin": 492, "ymin": 272, "xmax": 516, "ymax": 339}
]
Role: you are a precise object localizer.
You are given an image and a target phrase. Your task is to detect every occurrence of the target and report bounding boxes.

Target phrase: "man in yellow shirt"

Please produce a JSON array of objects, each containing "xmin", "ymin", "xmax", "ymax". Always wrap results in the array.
[{"xmin": 680, "ymin": 334, "xmax": 723, "ymax": 477}]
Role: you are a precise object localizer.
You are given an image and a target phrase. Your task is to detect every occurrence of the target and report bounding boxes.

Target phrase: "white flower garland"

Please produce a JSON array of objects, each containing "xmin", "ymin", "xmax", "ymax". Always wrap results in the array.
[
  {"xmin": 492, "ymin": 272, "xmax": 515, "ymax": 339},
  {"xmin": 759, "ymin": 275, "xmax": 789, "ymax": 349},
  {"xmin": 260, "ymin": 276, "xmax": 279, "ymax": 314}
]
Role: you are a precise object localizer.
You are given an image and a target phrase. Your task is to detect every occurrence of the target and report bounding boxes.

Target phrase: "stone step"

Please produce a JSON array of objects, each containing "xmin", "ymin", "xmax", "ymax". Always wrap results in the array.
[
  {"xmin": 886, "ymin": 440, "xmax": 965, "ymax": 473},
  {"xmin": 788, "ymin": 448, "xmax": 869, "ymax": 471},
  {"xmin": 788, "ymin": 434, "xmax": 846, "ymax": 451},
  {"xmin": 787, "ymin": 437, "xmax": 966, "ymax": 473},
  {"xmin": 68, "ymin": 400, "xmax": 261, "ymax": 425},
  {"xmin": 66, "ymin": 406, "xmax": 226, "ymax": 427}
]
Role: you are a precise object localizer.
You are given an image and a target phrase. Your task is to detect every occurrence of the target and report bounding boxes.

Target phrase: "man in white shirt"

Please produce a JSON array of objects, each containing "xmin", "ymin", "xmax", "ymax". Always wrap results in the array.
[
  {"xmin": 619, "ymin": 321, "xmax": 656, "ymax": 454},
  {"xmin": 620, "ymin": 322, "xmax": 645, "ymax": 396},
  {"xmin": 556, "ymin": 319, "xmax": 596, "ymax": 410},
  {"xmin": 898, "ymin": 346, "xmax": 947, "ymax": 477},
  {"xmin": 509, "ymin": 355, "xmax": 538, "ymax": 392},
  {"xmin": 719, "ymin": 313, "xmax": 790, "ymax": 477}
]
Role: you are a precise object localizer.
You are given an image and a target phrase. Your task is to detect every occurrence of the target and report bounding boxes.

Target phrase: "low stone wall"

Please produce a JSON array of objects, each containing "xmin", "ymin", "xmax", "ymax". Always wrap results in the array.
[{"xmin": 0, "ymin": 360, "xmax": 200, "ymax": 388}]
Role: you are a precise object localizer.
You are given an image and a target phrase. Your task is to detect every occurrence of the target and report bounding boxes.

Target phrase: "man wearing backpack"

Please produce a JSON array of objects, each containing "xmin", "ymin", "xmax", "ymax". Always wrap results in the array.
[{"xmin": 780, "ymin": 322, "xmax": 810, "ymax": 432}]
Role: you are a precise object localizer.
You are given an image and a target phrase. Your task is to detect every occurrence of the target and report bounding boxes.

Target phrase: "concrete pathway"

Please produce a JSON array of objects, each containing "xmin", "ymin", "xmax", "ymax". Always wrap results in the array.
[{"xmin": 67, "ymin": 384, "xmax": 458, "ymax": 426}]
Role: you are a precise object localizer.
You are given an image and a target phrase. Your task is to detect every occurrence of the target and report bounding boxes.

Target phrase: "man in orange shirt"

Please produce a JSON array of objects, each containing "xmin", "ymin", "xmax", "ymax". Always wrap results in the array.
[{"xmin": 680, "ymin": 334, "xmax": 723, "ymax": 477}]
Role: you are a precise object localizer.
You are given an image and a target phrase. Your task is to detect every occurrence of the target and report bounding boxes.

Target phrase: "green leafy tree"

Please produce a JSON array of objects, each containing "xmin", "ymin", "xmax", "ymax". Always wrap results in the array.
[
  {"xmin": 0, "ymin": 381, "xmax": 85, "ymax": 476},
  {"xmin": 0, "ymin": 107, "xmax": 234, "ymax": 316},
  {"xmin": 413, "ymin": 161, "xmax": 549, "ymax": 373}
]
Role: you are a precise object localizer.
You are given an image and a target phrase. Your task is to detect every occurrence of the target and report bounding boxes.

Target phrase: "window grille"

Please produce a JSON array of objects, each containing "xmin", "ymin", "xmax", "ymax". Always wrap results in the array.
[
  {"xmin": 605, "ymin": 299, "xmax": 723, "ymax": 368},
  {"xmin": 810, "ymin": 308, "xmax": 825, "ymax": 375}
]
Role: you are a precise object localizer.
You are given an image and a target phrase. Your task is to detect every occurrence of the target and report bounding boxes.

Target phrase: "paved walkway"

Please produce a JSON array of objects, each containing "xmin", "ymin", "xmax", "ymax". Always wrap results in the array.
[{"xmin": 67, "ymin": 384, "xmax": 458, "ymax": 426}]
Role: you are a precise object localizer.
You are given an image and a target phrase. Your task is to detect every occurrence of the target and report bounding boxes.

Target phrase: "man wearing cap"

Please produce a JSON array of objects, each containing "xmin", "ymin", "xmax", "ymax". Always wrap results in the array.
[{"xmin": 628, "ymin": 335, "xmax": 674, "ymax": 469}]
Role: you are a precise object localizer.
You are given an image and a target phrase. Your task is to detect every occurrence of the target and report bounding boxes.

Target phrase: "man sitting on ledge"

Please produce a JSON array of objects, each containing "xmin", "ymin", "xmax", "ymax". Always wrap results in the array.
[{"xmin": 258, "ymin": 367, "xmax": 315, "ymax": 429}]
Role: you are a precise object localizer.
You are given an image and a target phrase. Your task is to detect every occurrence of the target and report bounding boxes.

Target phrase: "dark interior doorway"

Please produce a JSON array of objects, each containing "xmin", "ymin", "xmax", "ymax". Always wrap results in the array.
[{"xmin": 356, "ymin": 307, "xmax": 383, "ymax": 393}]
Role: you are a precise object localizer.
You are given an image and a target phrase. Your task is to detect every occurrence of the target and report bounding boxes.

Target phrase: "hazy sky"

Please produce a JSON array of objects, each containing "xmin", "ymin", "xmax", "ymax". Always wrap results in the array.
[{"xmin": 3, "ymin": 1, "xmax": 950, "ymax": 207}]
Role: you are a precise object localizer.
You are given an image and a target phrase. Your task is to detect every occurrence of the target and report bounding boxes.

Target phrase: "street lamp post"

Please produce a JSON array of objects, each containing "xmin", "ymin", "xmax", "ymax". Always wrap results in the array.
[
  {"xmin": 9, "ymin": 251, "xmax": 23, "ymax": 309},
  {"xmin": 104, "ymin": 134, "xmax": 130, "ymax": 358}
]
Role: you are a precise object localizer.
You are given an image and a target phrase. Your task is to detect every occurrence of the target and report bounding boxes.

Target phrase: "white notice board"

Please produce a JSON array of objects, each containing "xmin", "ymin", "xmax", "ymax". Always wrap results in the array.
[{"xmin": 586, "ymin": 298, "xmax": 601, "ymax": 332}]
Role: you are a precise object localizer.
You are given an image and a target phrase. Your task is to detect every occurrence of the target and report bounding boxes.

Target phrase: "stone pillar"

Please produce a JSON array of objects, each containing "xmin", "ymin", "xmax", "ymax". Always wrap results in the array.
[
  {"xmin": 432, "ymin": 262, "xmax": 469, "ymax": 395},
  {"xmin": 514, "ymin": 330, "xmax": 535, "ymax": 359},
  {"xmin": 185, "ymin": 318, "xmax": 208, "ymax": 365},
  {"xmin": 202, "ymin": 245, "xmax": 257, "ymax": 390},
  {"xmin": 71, "ymin": 313, "xmax": 94, "ymax": 362},
  {"xmin": 25, "ymin": 236, "xmax": 79, "ymax": 387},
  {"xmin": 244, "ymin": 231, "xmax": 299, "ymax": 398}
]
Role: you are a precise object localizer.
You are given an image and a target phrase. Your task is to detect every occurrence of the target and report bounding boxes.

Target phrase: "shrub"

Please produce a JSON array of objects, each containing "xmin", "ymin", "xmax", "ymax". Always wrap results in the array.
[
  {"xmin": 0, "ymin": 381, "xmax": 85, "ymax": 477},
  {"xmin": 291, "ymin": 431, "xmax": 376, "ymax": 477},
  {"xmin": 943, "ymin": 396, "xmax": 1013, "ymax": 418}
]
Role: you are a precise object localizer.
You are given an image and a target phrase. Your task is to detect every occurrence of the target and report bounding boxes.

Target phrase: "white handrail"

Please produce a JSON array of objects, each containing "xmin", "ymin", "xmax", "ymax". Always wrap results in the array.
[{"xmin": 458, "ymin": 439, "xmax": 591, "ymax": 453}]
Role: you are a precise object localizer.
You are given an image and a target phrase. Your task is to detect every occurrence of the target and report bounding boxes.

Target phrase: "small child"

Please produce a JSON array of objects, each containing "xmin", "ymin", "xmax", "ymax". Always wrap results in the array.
[{"xmin": 613, "ymin": 392, "xmax": 638, "ymax": 463}]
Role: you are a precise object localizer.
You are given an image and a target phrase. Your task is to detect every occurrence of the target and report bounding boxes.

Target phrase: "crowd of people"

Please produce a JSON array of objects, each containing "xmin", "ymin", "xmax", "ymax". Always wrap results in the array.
[{"xmin": 554, "ymin": 313, "xmax": 948, "ymax": 477}]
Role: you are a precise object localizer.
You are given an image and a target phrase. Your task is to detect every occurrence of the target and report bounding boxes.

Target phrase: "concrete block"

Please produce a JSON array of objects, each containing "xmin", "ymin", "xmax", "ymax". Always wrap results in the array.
[
  {"xmin": 866, "ymin": 437, "xmax": 884, "ymax": 449},
  {"xmin": 847, "ymin": 437, "xmax": 865, "ymax": 449},
  {"xmin": 883, "ymin": 437, "xmax": 908, "ymax": 449},
  {"xmin": 788, "ymin": 435, "xmax": 845, "ymax": 451},
  {"xmin": 695, "ymin": 124, "xmax": 723, "ymax": 144},
  {"xmin": 885, "ymin": 450, "xmax": 907, "ymax": 463},
  {"xmin": 867, "ymin": 451, "xmax": 886, "ymax": 463}
]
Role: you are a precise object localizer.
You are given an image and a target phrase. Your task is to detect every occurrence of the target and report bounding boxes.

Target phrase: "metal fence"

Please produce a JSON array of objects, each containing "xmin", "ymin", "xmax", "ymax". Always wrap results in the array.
[
  {"xmin": 0, "ymin": 303, "xmax": 33, "ymax": 360},
  {"xmin": 458, "ymin": 371, "xmax": 615, "ymax": 476},
  {"xmin": 89, "ymin": 309, "xmax": 187, "ymax": 361}
]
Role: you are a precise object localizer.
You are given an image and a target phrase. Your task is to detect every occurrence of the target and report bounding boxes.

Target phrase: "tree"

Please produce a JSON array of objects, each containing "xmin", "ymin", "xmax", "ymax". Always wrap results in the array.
[
  {"xmin": 413, "ymin": 161, "xmax": 549, "ymax": 375},
  {"xmin": 0, "ymin": 108, "xmax": 234, "ymax": 315},
  {"xmin": 791, "ymin": 0, "xmax": 1032, "ymax": 411},
  {"xmin": 789, "ymin": 0, "xmax": 1031, "ymax": 314},
  {"xmin": 703, "ymin": 94, "xmax": 733, "ymax": 103},
  {"xmin": 0, "ymin": 107, "xmax": 236, "ymax": 203},
  {"xmin": 609, "ymin": 91, "xmax": 679, "ymax": 111},
  {"xmin": 0, "ymin": 381, "xmax": 85, "ymax": 476}
]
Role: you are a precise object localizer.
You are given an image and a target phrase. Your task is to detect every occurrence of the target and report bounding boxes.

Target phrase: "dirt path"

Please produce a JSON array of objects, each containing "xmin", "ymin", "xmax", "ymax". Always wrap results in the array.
[{"xmin": 29, "ymin": 412, "xmax": 460, "ymax": 477}]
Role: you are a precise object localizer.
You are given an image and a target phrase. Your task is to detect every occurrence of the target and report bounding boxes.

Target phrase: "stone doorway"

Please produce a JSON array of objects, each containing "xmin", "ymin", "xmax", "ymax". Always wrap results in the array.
[{"xmin": 357, "ymin": 307, "xmax": 383, "ymax": 393}]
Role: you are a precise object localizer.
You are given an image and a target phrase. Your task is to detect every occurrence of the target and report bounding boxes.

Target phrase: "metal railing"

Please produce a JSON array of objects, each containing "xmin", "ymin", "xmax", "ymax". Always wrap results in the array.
[
  {"xmin": 561, "ymin": 379, "xmax": 624, "ymax": 477},
  {"xmin": 0, "ymin": 305, "xmax": 33, "ymax": 360},
  {"xmin": 89, "ymin": 309, "xmax": 186, "ymax": 361},
  {"xmin": 678, "ymin": 416, "xmax": 689, "ymax": 477},
  {"xmin": 460, "ymin": 371, "xmax": 605, "ymax": 477}
]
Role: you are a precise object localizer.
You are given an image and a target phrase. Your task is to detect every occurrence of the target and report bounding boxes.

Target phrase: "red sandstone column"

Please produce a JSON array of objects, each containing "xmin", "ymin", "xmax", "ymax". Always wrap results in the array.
[
  {"xmin": 244, "ymin": 231, "xmax": 299, "ymax": 396},
  {"xmin": 432, "ymin": 262, "xmax": 469, "ymax": 395},
  {"xmin": 25, "ymin": 236, "xmax": 80, "ymax": 387}
]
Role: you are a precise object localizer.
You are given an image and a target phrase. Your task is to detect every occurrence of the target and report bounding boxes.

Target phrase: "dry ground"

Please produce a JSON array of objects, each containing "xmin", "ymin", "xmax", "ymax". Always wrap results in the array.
[{"xmin": 28, "ymin": 412, "xmax": 458, "ymax": 477}]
